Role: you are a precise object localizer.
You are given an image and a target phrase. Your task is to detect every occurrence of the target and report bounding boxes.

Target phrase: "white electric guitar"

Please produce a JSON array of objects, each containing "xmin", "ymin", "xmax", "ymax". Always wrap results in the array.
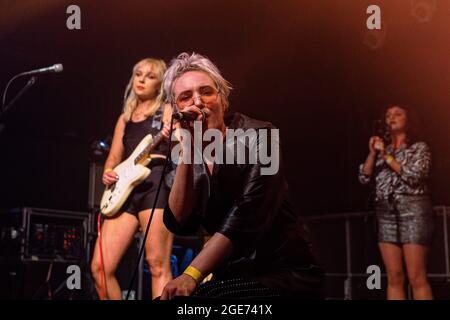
[{"xmin": 100, "ymin": 131, "xmax": 164, "ymax": 217}]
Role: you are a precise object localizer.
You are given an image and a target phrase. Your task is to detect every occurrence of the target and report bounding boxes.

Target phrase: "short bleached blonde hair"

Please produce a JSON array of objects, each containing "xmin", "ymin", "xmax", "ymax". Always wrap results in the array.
[{"xmin": 162, "ymin": 52, "xmax": 232, "ymax": 111}]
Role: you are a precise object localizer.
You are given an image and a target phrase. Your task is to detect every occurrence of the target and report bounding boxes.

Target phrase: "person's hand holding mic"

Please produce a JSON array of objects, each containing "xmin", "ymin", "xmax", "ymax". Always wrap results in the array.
[
  {"xmin": 173, "ymin": 105, "xmax": 205, "ymax": 123},
  {"xmin": 369, "ymin": 136, "xmax": 385, "ymax": 155},
  {"xmin": 172, "ymin": 105, "xmax": 206, "ymax": 134}
]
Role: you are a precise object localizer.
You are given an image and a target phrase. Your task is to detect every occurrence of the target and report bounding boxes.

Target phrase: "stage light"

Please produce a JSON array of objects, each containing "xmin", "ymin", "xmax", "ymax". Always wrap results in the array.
[
  {"xmin": 411, "ymin": 0, "xmax": 437, "ymax": 23},
  {"xmin": 363, "ymin": 20, "xmax": 388, "ymax": 50},
  {"xmin": 91, "ymin": 137, "xmax": 111, "ymax": 156}
]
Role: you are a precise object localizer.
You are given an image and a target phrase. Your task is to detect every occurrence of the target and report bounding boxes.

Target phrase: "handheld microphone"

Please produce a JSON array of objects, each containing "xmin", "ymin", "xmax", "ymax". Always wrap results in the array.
[
  {"xmin": 172, "ymin": 110, "xmax": 205, "ymax": 122},
  {"xmin": 22, "ymin": 64, "xmax": 64, "ymax": 76},
  {"xmin": 372, "ymin": 119, "xmax": 389, "ymax": 151}
]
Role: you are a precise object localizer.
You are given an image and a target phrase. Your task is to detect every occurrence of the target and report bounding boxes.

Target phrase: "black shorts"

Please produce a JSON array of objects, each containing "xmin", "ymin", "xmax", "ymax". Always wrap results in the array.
[{"xmin": 120, "ymin": 159, "xmax": 171, "ymax": 216}]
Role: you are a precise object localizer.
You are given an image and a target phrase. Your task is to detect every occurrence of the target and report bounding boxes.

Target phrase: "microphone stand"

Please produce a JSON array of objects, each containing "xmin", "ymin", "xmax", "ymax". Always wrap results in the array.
[{"xmin": 0, "ymin": 76, "xmax": 37, "ymax": 135}]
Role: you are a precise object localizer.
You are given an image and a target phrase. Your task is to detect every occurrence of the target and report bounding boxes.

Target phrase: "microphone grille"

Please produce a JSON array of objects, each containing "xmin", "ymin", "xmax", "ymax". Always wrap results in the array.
[{"xmin": 54, "ymin": 64, "xmax": 64, "ymax": 73}]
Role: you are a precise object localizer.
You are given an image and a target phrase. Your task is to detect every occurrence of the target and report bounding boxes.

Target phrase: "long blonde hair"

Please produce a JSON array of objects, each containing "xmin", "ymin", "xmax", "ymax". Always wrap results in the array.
[{"xmin": 123, "ymin": 58, "xmax": 167, "ymax": 121}]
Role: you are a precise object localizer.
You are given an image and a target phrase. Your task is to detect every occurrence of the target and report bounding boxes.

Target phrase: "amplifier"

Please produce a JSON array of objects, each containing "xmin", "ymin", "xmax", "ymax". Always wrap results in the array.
[
  {"xmin": 0, "ymin": 207, "xmax": 92, "ymax": 263},
  {"xmin": 88, "ymin": 162, "xmax": 104, "ymax": 210}
]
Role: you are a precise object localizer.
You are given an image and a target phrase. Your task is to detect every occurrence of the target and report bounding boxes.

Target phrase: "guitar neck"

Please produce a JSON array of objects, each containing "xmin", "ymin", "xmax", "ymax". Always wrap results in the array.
[{"xmin": 134, "ymin": 132, "xmax": 164, "ymax": 164}]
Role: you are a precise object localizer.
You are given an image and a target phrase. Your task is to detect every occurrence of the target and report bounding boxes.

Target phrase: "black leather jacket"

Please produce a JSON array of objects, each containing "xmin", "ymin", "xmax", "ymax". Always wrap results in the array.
[{"xmin": 164, "ymin": 112, "xmax": 323, "ymax": 297}]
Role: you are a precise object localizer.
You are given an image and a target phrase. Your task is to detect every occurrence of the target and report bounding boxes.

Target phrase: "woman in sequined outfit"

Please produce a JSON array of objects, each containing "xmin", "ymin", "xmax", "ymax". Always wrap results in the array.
[{"xmin": 359, "ymin": 104, "xmax": 434, "ymax": 300}]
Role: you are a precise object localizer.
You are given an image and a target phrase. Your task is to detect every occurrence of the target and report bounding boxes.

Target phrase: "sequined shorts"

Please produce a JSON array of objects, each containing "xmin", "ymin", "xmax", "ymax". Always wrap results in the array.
[{"xmin": 375, "ymin": 195, "xmax": 435, "ymax": 245}]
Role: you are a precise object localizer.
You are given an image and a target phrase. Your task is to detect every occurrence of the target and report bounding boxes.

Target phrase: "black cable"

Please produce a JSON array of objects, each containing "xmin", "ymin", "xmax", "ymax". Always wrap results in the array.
[{"xmin": 125, "ymin": 116, "xmax": 175, "ymax": 300}]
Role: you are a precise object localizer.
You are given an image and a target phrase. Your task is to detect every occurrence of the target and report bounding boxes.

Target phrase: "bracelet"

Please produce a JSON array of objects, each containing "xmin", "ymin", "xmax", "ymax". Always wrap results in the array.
[
  {"xmin": 385, "ymin": 155, "xmax": 394, "ymax": 165},
  {"xmin": 104, "ymin": 168, "xmax": 113, "ymax": 173},
  {"xmin": 183, "ymin": 265, "xmax": 203, "ymax": 283}
]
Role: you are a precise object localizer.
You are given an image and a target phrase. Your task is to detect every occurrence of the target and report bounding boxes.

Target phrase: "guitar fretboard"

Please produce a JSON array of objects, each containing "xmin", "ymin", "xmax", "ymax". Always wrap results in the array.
[{"xmin": 134, "ymin": 132, "xmax": 164, "ymax": 165}]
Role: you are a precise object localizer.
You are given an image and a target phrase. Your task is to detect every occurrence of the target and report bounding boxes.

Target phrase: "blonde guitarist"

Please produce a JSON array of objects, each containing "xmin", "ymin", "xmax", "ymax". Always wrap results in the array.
[{"xmin": 91, "ymin": 58, "xmax": 173, "ymax": 300}]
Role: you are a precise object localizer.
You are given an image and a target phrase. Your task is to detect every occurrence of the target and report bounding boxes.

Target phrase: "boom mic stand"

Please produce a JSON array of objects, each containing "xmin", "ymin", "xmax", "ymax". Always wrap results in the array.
[{"xmin": 1, "ymin": 75, "xmax": 38, "ymax": 135}]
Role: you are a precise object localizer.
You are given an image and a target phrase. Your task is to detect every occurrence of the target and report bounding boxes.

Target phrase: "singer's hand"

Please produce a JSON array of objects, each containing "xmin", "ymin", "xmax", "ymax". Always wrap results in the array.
[
  {"xmin": 368, "ymin": 136, "xmax": 379, "ymax": 155},
  {"xmin": 160, "ymin": 274, "xmax": 198, "ymax": 300},
  {"xmin": 177, "ymin": 105, "xmax": 205, "ymax": 125}
]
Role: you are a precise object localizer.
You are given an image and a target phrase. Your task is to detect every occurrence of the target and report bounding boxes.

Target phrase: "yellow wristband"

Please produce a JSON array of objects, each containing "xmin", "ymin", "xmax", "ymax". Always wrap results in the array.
[
  {"xmin": 385, "ymin": 155, "xmax": 394, "ymax": 165},
  {"xmin": 104, "ymin": 168, "xmax": 113, "ymax": 173},
  {"xmin": 183, "ymin": 265, "xmax": 203, "ymax": 283}
]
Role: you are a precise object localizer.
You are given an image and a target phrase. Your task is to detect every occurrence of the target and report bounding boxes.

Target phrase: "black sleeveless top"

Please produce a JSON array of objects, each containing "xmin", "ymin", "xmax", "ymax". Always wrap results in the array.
[{"xmin": 122, "ymin": 106, "xmax": 169, "ymax": 160}]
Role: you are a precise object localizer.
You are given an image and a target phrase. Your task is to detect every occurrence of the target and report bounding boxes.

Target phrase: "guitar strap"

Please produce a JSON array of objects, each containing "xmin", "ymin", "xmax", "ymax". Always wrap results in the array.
[{"xmin": 151, "ymin": 104, "xmax": 164, "ymax": 130}]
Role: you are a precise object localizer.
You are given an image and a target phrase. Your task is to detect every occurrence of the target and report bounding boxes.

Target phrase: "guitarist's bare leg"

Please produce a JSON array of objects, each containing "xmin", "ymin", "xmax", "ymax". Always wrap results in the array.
[
  {"xmin": 91, "ymin": 212, "xmax": 139, "ymax": 299},
  {"xmin": 138, "ymin": 208, "xmax": 174, "ymax": 298}
]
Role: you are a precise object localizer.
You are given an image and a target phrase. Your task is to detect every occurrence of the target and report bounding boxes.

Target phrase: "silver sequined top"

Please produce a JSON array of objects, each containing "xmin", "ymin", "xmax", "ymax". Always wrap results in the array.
[{"xmin": 358, "ymin": 141, "xmax": 431, "ymax": 201}]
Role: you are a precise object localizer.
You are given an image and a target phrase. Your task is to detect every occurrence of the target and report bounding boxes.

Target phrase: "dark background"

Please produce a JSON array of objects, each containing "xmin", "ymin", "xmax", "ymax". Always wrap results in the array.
[{"xmin": 1, "ymin": 0, "xmax": 449, "ymax": 215}]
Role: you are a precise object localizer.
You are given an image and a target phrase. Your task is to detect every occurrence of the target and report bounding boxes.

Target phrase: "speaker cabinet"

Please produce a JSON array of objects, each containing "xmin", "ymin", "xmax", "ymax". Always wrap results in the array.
[
  {"xmin": 0, "ymin": 207, "xmax": 95, "ymax": 299},
  {"xmin": 88, "ymin": 162, "xmax": 104, "ymax": 210}
]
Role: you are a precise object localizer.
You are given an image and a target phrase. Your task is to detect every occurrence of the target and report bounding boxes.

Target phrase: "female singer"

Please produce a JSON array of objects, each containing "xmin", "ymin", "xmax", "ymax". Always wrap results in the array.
[{"xmin": 359, "ymin": 104, "xmax": 434, "ymax": 300}]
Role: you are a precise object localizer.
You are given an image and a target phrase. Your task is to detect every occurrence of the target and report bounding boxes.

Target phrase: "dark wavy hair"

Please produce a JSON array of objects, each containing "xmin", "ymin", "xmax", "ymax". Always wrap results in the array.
[{"xmin": 381, "ymin": 103, "xmax": 423, "ymax": 146}]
